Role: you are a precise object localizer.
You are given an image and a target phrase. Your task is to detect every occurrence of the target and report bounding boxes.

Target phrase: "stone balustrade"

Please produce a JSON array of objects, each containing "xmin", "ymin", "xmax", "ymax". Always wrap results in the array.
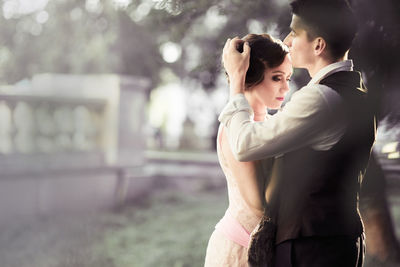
[{"xmin": 0, "ymin": 73, "xmax": 151, "ymax": 224}]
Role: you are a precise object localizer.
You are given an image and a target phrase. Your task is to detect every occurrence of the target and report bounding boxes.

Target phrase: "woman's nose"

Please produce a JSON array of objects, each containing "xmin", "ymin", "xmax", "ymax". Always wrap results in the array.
[{"xmin": 281, "ymin": 81, "xmax": 290, "ymax": 93}]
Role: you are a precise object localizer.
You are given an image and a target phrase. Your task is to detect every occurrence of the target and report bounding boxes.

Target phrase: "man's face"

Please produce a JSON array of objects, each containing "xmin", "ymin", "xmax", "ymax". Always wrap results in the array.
[{"xmin": 283, "ymin": 15, "xmax": 315, "ymax": 69}]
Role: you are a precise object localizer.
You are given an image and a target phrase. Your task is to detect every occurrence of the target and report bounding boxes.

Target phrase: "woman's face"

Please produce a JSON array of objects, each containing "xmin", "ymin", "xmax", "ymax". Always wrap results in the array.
[{"xmin": 252, "ymin": 54, "xmax": 292, "ymax": 109}]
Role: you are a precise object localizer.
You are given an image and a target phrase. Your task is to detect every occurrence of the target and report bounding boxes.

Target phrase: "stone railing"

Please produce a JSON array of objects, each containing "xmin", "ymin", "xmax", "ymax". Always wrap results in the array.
[
  {"xmin": 0, "ymin": 93, "xmax": 106, "ymax": 174},
  {"xmin": 0, "ymin": 74, "xmax": 150, "ymax": 176},
  {"xmin": 0, "ymin": 95, "xmax": 104, "ymax": 154},
  {"xmin": 0, "ymin": 73, "xmax": 151, "ymax": 224}
]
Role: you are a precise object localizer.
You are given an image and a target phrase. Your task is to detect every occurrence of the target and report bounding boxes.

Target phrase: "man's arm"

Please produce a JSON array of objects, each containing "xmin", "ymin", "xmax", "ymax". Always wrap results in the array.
[
  {"xmin": 218, "ymin": 85, "xmax": 342, "ymax": 161},
  {"xmin": 220, "ymin": 37, "xmax": 343, "ymax": 162},
  {"xmin": 222, "ymin": 37, "xmax": 250, "ymax": 98}
]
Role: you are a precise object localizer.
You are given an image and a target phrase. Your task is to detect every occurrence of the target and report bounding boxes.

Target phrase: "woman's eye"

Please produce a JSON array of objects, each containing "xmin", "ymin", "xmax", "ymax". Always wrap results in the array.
[{"xmin": 272, "ymin": 76, "xmax": 281, "ymax": 81}]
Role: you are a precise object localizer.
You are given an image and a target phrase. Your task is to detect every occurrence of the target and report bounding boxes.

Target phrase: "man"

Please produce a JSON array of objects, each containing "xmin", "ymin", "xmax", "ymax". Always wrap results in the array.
[{"xmin": 220, "ymin": 0, "xmax": 376, "ymax": 266}]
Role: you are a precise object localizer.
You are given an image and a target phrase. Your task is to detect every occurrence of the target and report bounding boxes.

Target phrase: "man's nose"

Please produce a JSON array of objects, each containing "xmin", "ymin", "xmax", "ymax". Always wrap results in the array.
[{"xmin": 283, "ymin": 34, "xmax": 291, "ymax": 47}]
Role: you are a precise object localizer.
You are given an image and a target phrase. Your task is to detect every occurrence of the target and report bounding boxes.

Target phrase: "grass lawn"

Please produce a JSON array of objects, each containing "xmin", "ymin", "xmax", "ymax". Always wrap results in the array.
[
  {"xmin": 2, "ymin": 177, "xmax": 400, "ymax": 267},
  {"xmin": 0, "ymin": 183, "xmax": 228, "ymax": 267},
  {"xmin": 96, "ymin": 187, "xmax": 228, "ymax": 267}
]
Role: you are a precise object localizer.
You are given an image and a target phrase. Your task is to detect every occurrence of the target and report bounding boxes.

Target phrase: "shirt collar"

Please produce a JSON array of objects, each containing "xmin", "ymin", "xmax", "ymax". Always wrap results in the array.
[{"xmin": 308, "ymin": 60, "xmax": 354, "ymax": 85}]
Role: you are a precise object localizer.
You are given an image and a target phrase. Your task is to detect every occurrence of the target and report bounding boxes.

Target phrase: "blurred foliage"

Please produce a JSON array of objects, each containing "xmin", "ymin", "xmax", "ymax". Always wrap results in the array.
[
  {"xmin": 0, "ymin": 0, "xmax": 399, "ymax": 115},
  {"xmin": 0, "ymin": 0, "xmax": 290, "ymax": 88},
  {"xmin": 350, "ymin": 0, "xmax": 400, "ymax": 122},
  {"xmin": 0, "ymin": 0, "xmax": 119, "ymax": 82}
]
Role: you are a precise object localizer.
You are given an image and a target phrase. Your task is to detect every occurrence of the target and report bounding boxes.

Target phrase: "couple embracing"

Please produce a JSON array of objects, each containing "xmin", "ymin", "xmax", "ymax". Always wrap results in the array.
[{"xmin": 205, "ymin": 0, "xmax": 376, "ymax": 266}]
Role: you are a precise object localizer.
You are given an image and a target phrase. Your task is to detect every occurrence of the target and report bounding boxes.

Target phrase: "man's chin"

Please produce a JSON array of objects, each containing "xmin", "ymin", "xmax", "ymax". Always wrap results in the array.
[
  {"xmin": 292, "ymin": 63, "xmax": 307, "ymax": 70},
  {"xmin": 290, "ymin": 58, "xmax": 306, "ymax": 69}
]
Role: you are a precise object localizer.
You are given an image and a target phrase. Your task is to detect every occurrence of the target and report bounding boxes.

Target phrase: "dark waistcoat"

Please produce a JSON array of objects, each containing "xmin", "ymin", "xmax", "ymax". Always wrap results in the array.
[{"xmin": 275, "ymin": 71, "xmax": 376, "ymax": 244}]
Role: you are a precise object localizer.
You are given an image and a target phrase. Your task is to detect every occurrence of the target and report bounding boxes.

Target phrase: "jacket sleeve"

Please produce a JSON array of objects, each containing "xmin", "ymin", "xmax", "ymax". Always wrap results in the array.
[{"xmin": 218, "ymin": 86, "xmax": 343, "ymax": 161}]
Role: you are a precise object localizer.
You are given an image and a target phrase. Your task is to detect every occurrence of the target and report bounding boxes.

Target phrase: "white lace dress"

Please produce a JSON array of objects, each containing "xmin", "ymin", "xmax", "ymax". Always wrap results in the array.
[{"xmin": 204, "ymin": 124, "xmax": 272, "ymax": 267}]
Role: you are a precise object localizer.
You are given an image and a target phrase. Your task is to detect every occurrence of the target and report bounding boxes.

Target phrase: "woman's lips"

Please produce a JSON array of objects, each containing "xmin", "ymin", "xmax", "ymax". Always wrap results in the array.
[{"xmin": 276, "ymin": 97, "xmax": 284, "ymax": 101}]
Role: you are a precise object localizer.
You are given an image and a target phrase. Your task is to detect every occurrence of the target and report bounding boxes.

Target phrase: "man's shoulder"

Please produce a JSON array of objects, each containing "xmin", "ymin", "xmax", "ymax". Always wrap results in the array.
[{"xmin": 294, "ymin": 83, "xmax": 342, "ymax": 106}]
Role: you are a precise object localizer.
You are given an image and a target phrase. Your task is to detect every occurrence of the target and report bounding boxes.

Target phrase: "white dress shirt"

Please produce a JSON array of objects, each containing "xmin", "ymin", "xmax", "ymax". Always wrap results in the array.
[{"xmin": 218, "ymin": 60, "xmax": 354, "ymax": 161}]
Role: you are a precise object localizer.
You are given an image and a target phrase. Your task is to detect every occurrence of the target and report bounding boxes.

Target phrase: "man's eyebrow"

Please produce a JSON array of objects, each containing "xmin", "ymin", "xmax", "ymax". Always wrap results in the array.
[{"xmin": 272, "ymin": 71, "xmax": 285, "ymax": 74}]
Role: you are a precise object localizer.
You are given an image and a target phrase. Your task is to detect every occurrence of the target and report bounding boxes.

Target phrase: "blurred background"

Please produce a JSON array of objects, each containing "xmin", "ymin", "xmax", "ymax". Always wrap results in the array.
[{"xmin": 0, "ymin": 0, "xmax": 399, "ymax": 266}]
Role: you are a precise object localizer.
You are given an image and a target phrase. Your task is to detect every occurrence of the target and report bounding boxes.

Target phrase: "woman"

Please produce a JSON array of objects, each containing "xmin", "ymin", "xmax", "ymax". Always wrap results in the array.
[{"xmin": 204, "ymin": 34, "xmax": 292, "ymax": 266}]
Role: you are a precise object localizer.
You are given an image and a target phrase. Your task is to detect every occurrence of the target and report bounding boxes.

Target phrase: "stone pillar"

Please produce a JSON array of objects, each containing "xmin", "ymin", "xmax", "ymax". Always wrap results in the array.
[
  {"xmin": 117, "ymin": 76, "xmax": 151, "ymax": 167},
  {"xmin": 0, "ymin": 73, "xmax": 152, "ymax": 225}
]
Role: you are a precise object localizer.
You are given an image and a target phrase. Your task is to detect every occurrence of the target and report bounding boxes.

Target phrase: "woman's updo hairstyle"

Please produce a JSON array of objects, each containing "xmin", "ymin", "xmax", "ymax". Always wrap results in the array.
[{"xmin": 236, "ymin": 34, "xmax": 289, "ymax": 90}]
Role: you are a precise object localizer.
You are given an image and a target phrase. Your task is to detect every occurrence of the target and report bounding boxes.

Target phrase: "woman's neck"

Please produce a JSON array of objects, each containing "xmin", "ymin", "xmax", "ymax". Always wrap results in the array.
[{"xmin": 244, "ymin": 91, "xmax": 266, "ymax": 122}]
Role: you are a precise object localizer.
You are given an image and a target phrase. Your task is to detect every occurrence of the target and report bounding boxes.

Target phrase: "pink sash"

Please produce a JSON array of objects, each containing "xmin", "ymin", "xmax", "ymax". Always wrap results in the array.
[{"xmin": 215, "ymin": 211, "xmax": 251, "ymax": 248}]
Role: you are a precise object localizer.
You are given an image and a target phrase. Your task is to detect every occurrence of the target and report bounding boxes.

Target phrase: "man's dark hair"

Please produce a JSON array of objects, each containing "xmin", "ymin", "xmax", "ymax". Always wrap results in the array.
[{"xmin": 290, "ymin": 0, "xmax": 358, "ymax": 60}]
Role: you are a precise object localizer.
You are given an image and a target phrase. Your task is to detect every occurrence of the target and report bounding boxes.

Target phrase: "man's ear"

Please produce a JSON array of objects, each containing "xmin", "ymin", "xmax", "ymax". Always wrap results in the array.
[{"xmin": 313, "ymin": 37, "xmax": 326, "ymax": 56}]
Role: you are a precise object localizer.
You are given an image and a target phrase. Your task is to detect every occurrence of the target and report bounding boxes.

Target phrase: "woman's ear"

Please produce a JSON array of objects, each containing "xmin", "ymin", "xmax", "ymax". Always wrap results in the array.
[{"xmin": 313, "ymin": 37, "xmax": 326, "ymax": 56}]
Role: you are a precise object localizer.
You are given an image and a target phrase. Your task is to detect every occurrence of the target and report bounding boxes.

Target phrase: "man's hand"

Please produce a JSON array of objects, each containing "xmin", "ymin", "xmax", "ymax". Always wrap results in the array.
[{"xmin": 223, "ymin": 37, "xmax": 251, "ymax": 98}]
